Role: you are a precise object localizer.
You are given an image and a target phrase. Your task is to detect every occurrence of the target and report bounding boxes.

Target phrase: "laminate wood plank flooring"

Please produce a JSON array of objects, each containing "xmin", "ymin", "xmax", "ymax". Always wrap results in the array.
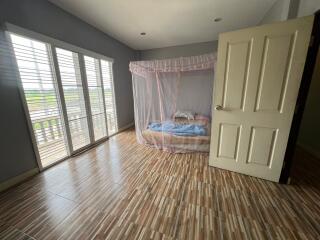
[{"xmin": 0, "ymin": 129, "xmax": 319, "ymax": 239}]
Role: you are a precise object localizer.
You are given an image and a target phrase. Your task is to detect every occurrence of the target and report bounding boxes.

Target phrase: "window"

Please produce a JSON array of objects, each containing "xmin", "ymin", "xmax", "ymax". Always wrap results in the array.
[
  {"xmin": 101, "ymin": 59, "xmax": 118, "ymax": 135},
  {"xmin": 84, "ymin": 56, "xmax": 107, "ymax": 141},
  {"xmin": 56, "ymin": 48, "xmax": 91, "ymax": 151},
  {"xmin": 10, "ymin": 34, "xmax": 68, "ymax": 167},
  {"xmin": 8, "ymin": 29, "xmax": 118, "ymax": 169}
]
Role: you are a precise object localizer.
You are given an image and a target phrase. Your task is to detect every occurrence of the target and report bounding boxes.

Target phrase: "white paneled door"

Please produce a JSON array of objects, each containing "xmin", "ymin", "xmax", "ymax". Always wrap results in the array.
[{"xmin": 209, "ymin": 16, "xmax": 314, "ymax": 182}]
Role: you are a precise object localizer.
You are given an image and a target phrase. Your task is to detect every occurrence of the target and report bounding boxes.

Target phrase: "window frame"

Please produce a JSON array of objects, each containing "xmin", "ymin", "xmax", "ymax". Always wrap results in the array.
[
  {"xmin": 5, "ymin": 23, "xmax": 118, "ymax": 170},
  {"xmin": 101, "ymin": 59, "xmax": 118, "ymax": 136}
]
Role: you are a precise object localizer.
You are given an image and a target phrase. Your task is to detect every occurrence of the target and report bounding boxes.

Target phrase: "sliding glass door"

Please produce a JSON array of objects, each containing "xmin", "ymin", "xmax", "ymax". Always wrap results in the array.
[
  {"xmin": 84, "ymin": 56, "xmax": 107, "ymax": 141},
  {"xmin": 55, "ymin": 48, "xmax": 91, "ymax": 151},
  {"xmin": 10, "ymin": 34, "xmax": 68, "ymax": 167},
  {"xmin": 101, "ymin": 60, "xmax": 118, "ymax": 135},
  {"xmin": 9, "ymin": 32, "xmax": 118, "ymax": 169}
]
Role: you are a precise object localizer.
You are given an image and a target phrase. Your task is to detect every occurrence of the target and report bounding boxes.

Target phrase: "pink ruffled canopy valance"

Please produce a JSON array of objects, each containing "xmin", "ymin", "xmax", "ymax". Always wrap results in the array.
[{"xmin": 129, "ymin": 53, "xmax": 216, "ymax": 76}]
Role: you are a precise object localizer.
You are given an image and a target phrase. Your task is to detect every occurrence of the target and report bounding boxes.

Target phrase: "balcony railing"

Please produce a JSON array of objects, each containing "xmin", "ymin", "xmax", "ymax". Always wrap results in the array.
[{"xmin": 29, "ymin": 104, "xmax": 117, "ymax": 167}]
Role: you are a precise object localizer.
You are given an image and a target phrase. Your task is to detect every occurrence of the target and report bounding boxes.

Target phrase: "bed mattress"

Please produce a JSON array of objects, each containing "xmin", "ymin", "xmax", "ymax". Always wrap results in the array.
[
  {"xmin": 141, "ymin": 119, "xmax": 211, "ymax": 152},
  {"xmin": 142, "ymin": 129, "xmax": 210, "ymax": 144}
]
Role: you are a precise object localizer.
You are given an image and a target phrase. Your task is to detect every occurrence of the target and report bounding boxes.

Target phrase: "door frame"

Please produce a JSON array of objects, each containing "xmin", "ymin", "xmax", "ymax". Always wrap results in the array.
[{"xmin": 280, "ymin": 10, "xmax": 320, "ymax": 183}]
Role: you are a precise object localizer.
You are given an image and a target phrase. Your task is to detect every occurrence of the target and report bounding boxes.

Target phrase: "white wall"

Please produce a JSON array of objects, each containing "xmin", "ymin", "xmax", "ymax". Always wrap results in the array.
[
  {"xmin": 260, "ymin": 0, "xmax": 291, "ymax": 24},
  {"xmin": 141, "ymin": 1, "xmax": 293, "ymax": 60},
  {"xmin": 258, "ymin": 0, "xmax": 320, "ymax": 25},
  {"xmin": 298, "ymin": 0, "xmax": 320, "ymax": 17}
]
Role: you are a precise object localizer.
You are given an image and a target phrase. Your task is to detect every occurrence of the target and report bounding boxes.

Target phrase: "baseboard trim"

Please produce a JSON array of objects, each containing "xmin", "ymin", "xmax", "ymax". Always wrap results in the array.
[
  {"xmin": 118, "ymin": 122, "xmax": 135, "ymax": 132},
  {"xmin": 0, "ymin": 168, "xmax": 39, "ymax": 193},
  {"xmin": 109, "ymin": 122, "xmax": 135, "ymax": 138},
  {"xmin": 296, "ymin": 142, "xmax": 320, "ymax": 159}
]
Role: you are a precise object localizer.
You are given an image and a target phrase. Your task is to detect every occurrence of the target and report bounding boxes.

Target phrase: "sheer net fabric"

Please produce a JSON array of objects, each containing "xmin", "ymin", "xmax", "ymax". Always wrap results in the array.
[{"xmin": 130, "ymin": 53, "xmax": 216, "ymax": 153}]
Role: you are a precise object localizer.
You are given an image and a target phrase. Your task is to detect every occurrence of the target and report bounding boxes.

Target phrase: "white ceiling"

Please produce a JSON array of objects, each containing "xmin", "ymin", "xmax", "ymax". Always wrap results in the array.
[{"xmin": 48, "ymin": 0, "xmax": 276, "ymax": 50}]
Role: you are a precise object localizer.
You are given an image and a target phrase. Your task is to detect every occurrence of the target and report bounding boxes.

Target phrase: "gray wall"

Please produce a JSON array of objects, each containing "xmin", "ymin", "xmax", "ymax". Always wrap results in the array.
[
  {"xmin": 298, "ymin": 50, "xmax": 320, "ymax": 157},
  {"xmin": 296, "ymin": 0, "xmax": 320, "ymax": 157},
  {"xmin": 140, "ymin": 40, "xmax": 218, "ymax": 60},
  {"xmin": 0, "ymin": 0, "xmax": 136, "ymax": 183},
  {"xmin": 0, "ymin": 29, "xmax": 38, "ymax": 183}
]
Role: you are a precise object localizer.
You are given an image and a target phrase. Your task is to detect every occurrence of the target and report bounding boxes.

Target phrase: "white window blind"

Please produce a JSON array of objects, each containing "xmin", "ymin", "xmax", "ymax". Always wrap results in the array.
[
  {"xmin": 84, "ymin": 56, "xmax": 107, "ymax": 141},
  {"xmin": 10, "ymin": 34, "xmax": 68, "ymax": 167},
  {"xmin": 101, "ymin": 60, "xmax": 118, "ymax": 135},
  {"xmin": 56, "ymin": 48, "xmax": 91, "ymax": 151}
]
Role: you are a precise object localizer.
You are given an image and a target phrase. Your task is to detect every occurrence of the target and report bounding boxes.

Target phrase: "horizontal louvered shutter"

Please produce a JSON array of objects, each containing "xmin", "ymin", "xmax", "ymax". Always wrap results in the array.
[
  {"xmin": 84, "ymin": 55, "xmax": 107, "ymax": 141},
  {"xmin": 6, "ymin": 29, "xmax": 119, "ymax": 168},
  {"xmin": 56, "ymin": 48, "xmax": 91, "ymax": 151},
  {"xmin": 10, "ymin": 34, "xmax": 68, "ymax": 166},
  {"xmin": 101, "ymin": 59, "xmax": 118, "ymax": 135}
]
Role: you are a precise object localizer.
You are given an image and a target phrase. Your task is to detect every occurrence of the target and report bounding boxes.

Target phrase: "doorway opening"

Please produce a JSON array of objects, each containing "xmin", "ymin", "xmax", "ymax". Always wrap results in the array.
[{"xmin": 280, "ymin": 10, "xmax": 320, "ymax": 183}]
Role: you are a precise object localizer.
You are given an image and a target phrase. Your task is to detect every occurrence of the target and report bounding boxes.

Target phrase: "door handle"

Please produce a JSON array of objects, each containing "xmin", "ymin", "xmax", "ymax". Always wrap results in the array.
[{"xmin": 215, "ymin": 105, "xmax": 223, "ymax": 111}]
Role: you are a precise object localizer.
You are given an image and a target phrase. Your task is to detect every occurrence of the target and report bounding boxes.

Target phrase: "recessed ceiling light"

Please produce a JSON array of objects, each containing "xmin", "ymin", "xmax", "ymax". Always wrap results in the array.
[
  {"xmin": 140, "ymin": 32, "xmax": 146, "ymax": 36},
  {"xmin": 214, "ymin": 17, "xmax": 222, "ymax": 22}
]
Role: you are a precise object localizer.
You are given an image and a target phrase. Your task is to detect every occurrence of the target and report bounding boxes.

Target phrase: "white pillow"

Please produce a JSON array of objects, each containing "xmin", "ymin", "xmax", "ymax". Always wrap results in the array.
[{"xmin": 174, "ymin": 110, "xmax": 194, "ymax": 120}]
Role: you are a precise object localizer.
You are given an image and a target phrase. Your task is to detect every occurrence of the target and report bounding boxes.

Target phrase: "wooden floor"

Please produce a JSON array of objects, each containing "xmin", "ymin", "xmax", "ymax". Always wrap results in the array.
[{"xmin": 0, "ymin": 129, "xmax": 320, "ymax": 240}]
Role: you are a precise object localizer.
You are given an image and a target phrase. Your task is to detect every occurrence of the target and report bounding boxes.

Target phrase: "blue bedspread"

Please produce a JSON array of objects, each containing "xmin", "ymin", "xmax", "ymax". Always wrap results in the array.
[{"xmin": 148, "ymin": 121, "xmax": 206, "ymax": 136}]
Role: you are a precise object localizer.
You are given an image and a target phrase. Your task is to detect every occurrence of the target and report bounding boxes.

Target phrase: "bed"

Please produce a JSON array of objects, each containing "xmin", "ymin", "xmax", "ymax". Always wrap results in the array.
[
  {"xmin": 141, "ymin": 117, "xmax": 211, "ymax": 152},
  {"xmin": 130, "ymin": 53, "xmax": 215, "ymax": 153}
]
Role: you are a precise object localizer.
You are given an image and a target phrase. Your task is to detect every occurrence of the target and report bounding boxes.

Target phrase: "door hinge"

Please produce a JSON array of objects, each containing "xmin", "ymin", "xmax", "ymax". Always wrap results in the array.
[{"xmin": 309, "ymin": 35, "xmax": 314, "ymax": 47}]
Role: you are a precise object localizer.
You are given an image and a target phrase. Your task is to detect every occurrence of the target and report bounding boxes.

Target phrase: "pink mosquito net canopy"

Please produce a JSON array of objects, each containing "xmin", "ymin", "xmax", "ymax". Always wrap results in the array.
[{"xmin": 129, "ymin": 53, "xmax": 216, "ymax": 153}]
